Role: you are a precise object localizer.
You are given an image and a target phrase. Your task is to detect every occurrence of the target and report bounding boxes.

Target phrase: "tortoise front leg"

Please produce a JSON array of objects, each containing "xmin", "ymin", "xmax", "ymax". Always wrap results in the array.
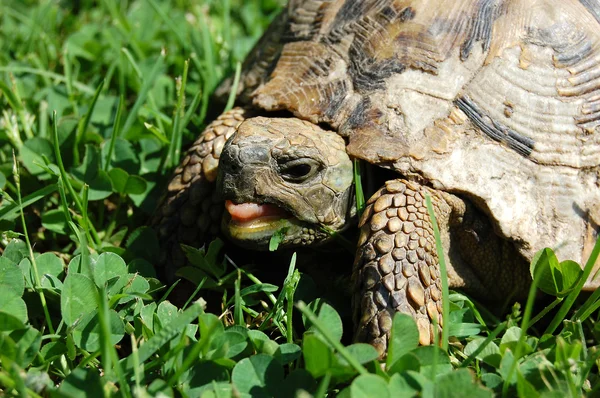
[
  {"xmin": 352, "ymin": 179, "xmax": 449, "ymax": 355},
  {"xmin": 152, "ymin": 108, "xmax": 247, "ymax": 279}
]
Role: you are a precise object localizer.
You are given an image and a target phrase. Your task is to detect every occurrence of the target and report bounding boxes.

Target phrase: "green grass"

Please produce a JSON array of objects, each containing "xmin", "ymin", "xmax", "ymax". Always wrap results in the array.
[{"xmin": 1, "ymin": 1, "xmax": 599, "ymax": 397}]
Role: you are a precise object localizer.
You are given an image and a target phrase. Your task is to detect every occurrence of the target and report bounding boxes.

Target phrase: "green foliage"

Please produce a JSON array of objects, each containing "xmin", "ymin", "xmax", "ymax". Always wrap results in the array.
[
  {"xmin": 1, "ymin": 0, "xmax": 599, "ymax": 396},
  {"xmin": 530, "ymin": 248, "xmax": 582, "ymax": 297},
  {"xmin": 1, "ymin": 231, "xmax": 600, "ymax": 395}
]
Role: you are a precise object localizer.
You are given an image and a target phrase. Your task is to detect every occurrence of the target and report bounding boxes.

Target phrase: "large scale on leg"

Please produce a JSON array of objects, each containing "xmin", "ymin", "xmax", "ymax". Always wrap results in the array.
[
  {"xmin": 154, "ymin": 0, "xmax": 600, "ymax": 354},
  {"xmin": 152, "ymin": 109, "xmax": 247, "ymax": 279},
  {"xmin": 354, "ymin": 180, "xmax": 446, "ymax": 353}
]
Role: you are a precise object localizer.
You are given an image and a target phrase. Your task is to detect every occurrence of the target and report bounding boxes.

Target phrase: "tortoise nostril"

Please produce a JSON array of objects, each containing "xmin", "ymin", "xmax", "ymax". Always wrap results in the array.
[{"xmin": 218, "ymin": 143, "xmax": 244, "ymax": 181}]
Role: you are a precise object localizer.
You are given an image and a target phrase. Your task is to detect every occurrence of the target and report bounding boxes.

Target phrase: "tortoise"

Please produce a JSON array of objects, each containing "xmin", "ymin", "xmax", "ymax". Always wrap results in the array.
[{"xmin": 154, "ymin": 0, "xmax": 600, "ymax": 354}]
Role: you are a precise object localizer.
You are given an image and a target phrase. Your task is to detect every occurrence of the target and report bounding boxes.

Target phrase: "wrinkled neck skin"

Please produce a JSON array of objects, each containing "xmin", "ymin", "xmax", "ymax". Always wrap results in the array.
[{"xmin": 217, "ymin": 116, "xmax": 356, "ymax": 250}]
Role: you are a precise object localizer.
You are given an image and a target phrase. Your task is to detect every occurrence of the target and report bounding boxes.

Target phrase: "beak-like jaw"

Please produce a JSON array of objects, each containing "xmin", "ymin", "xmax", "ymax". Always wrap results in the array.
[
  {"xmin": 221, "ymin": 200, "xmax": 321, "ymax": 248},
  {"xmin": 217, "ymin": 116, "xmax": 355, "ymax": 250}
]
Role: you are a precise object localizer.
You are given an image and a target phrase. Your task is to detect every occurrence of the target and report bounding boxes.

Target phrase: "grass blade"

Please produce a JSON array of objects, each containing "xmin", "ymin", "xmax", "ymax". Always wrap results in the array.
[
  {"xmin": 0, "ymin": 66, "xmax": 96, "ymax": 94},
  {"xmin": 180, "ymin": 90, "xmax": 202, "ymax": 132},
  {"xmin": 234, "ymin": 269, "xmax": 244, "ymax": 325},
  {"xmin": 121, "ymin": 299, "xmax": 206, "ymax": 373},
  {"xmin": 572, "ymin": 238, "xmax": 600, "ymax": 322},
  {"xmin": 0, "ymin": 78, "xmax": 24, "ymax": 113},
  {"xmin": 460, "ymin": 321, "xmax": 507, "ymax": 368},
  {"xmin": 284, "ymin": 253, "xmax": 299, "ymax": 344},
  {"xmin": 0, "ymin": 184, "xmax": 57, "ymax": 220},
  {"xmin": 502, "ymin": 258, "xmax": 543, "ymax": 397},
  {"xmin": 223, "ymin": 61, "xmax": 241, "ymax": 112},
  {"xmin": 74, "ymin": 80, "xmax": 105, "ymax": 165},
  {"xmin": 121, "ymin": 50, "xmax": 166, "ymax": 135},
  {"xmin": 12, "ymin": 151, "xmax": 55, "ymax": 335},
  {"xmin": 103, "ymin": 95, "xmax": 124, "ymax": 172},
  {"xmin": 120, "ymin": 48, "xmax": 143, "ymax": 79},
  {"xmin": 165, "ymin": 60, "xmax": 189, "ymax": 169},
  {"xmin": 545, "ymin": 237, "xmax": 600, "ymax": 335},
  {"xmin": 145, "ymin": 0, "xmax": 188, "ymax": 50},
  {"xmin": 353, "ymin": 159, "xmax": 365, "ymax": 218},
  {"xmin": 314, "ymin": 371, "xmax": 331, "ymax": 398},
  {"xmin": 425, "ymin": 193, "xmax": 449, "ymax": 352},
  {"xmin": 296, "ymin": 300, "xmax": 369, "ymax": 376},
  {"xmin": 52, "ymin": 111, "xmax": 101, "ymax": 247}
]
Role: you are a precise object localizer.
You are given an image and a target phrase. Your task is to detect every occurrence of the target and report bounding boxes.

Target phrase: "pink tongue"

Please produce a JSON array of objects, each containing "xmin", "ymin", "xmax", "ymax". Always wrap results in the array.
[{"xmin": 225, "ymin": 200, "xmax": 288, "ymax": 222}]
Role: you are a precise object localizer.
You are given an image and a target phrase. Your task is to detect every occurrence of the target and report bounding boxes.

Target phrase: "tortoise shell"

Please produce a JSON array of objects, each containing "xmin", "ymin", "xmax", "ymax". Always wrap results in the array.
[{"xmin": 218, "ymin": 0, "xmax": 600, "ymax": 281}]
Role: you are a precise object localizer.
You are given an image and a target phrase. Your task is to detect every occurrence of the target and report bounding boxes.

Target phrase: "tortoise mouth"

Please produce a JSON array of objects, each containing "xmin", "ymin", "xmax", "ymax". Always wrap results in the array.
[
  {"xmin": 225, "ymin": 200, "xmax": 292, "ymax": 224},
  {"xmin": 222, "ymin": 200, "xmax": 295, "ymax": 248},
  {"xmin": 221, "ymin": 200, "xmax": 323, "ymax": 249}
]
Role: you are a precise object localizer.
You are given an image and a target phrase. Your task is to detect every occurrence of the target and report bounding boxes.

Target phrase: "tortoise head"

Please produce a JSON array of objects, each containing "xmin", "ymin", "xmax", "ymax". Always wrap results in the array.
[{"xmin": 217, "ymin": 116, "xmax": 355, "ymax": 249}]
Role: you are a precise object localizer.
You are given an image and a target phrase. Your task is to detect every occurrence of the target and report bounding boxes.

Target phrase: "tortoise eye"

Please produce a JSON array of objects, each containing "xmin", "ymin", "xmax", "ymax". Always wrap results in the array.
[{"xmin": 279, "ymin": 159, "xmax": 320, "ymax": 182}]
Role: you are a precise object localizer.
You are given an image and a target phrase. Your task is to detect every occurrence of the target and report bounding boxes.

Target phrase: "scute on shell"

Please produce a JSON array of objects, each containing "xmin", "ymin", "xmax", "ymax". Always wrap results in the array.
[{"xmin": 220, "ymin": 0, "xmax": 600, "ymax": 287}]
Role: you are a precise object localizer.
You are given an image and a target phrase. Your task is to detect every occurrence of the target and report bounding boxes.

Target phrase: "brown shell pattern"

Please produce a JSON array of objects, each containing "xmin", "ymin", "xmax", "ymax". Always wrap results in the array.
[{"xmin": 225, "ymin": 0, "xmax": 600, "ymax": 283}]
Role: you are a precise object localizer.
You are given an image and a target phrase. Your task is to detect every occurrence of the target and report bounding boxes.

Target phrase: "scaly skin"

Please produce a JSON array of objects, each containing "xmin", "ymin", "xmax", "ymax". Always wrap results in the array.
[
  {"xmin": 154, "ymin": 112, "xmax": 530, "ymax": 355},
  {"xmin": 353, "ymin": 180, "xmax": 446, "ymax": 353},
  {"xmin": 152, "ymin": 108, "xmax": 246, "ymax": 279},
  {"xmin": 218, "ymin": 116, "xmax": 356, "ymax": 248},
  {"xmin": 154, "ymin": 0, "xmax": 600, "ymax": 355}
]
